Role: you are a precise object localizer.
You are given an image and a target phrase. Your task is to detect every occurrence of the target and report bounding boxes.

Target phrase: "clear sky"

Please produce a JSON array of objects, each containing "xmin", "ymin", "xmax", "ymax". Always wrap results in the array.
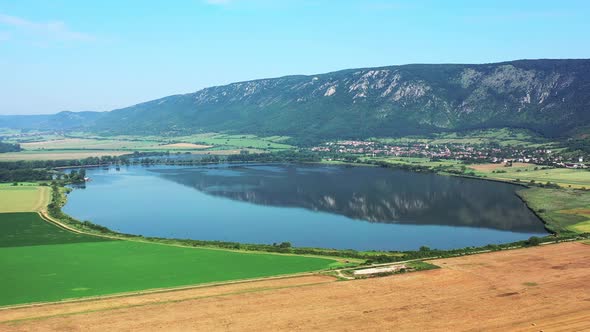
[{"xmin": 0, "ymin": 0, "xmax": 588, "ymax": 115}]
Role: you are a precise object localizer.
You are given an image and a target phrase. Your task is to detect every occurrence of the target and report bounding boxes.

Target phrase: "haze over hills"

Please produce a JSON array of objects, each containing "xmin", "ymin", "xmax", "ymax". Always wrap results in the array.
[{"xmin": 2, "ymin": 59, "xmax": 590, "ymax": 141}]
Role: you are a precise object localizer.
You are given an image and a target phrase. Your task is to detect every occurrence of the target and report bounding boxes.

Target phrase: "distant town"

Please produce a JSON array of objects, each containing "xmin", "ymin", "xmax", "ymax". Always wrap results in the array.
[{"xmin": 311, "ymin": 140, "xmax": 588, "ymax": 169}]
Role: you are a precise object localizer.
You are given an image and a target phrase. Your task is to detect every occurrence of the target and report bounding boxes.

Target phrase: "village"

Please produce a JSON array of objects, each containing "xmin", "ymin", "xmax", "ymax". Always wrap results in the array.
[{"xmin": 311, "ymin": 140, "xmax": 588, "ymax": 169}]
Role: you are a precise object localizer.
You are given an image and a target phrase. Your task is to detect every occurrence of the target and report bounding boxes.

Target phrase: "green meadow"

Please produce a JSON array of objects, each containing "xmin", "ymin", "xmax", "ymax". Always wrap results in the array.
[{"xmin": 0, "ymin": 212, "xmax": 336, "ymax": 306}]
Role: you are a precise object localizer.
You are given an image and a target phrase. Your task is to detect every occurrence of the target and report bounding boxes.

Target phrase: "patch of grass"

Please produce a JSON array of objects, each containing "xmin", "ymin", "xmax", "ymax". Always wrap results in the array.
[
  {"xmin": 517, "ymin": 187, "xmax": 590, "ymax": 234},
  {"xmin": 473, "ymin": 166, "xmax": 590, "ymax": 188},
  {"xmin": 0, "ymin": 185, "xmax": 49, "ymax": 212},
  {"xmin": 0, "ymin": 212, "xmax": 109, "ymax": 247},
  {"xmin": 568, "ymin": 220, "xmax": 590, "ymax": 233},
  {"xmin": 407, "ymin": 261, "xmax": 439, "ymax": 271}
]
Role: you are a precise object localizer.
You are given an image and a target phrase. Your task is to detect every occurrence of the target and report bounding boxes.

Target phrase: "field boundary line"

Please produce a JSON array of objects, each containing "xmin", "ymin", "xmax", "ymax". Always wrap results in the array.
[
  {"xmin": 0, "ymin": 272, "xmax": 334, "ymax": 312},
  {"xmin": 0, "ymin": 279, "xmax": 337, "ymax": 324}
]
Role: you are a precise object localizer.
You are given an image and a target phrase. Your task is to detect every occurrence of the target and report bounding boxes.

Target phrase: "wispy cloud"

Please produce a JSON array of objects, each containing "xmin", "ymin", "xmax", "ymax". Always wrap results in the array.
[{"xmin": 0, "ymin": 13, "xmax": 93, "ymax": 42}]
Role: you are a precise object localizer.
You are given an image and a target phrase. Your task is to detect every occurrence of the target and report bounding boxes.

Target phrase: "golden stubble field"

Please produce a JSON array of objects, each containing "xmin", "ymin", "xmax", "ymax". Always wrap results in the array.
[{"xmin": 2, "ymin": 242, "xmax": 589, "ymax": 331}]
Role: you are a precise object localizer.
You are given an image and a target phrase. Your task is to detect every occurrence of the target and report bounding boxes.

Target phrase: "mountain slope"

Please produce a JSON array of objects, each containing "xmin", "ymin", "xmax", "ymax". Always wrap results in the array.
[
  {"xmin": 0, "ymin": 111, "xmax": 101, "ymax": 131},
  {"xmin": 5, "ymin": 59, "xmax": 590, "ymax": 140}
]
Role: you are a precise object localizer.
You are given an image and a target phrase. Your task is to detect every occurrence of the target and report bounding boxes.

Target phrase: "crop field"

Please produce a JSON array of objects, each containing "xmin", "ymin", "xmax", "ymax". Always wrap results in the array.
[
  {"xmin": 174, "ymin": 133, "xmax": 294, "ymax": 150},
  {"xmin": 20, "ymin": 138, "xmax": 163, "ymax": 151},
  {"xmin": 0, "ymin": 150, "xmax": 130, "ymax": 161},
  {"xmin": 0, "ymin": 213, "xmax": 108, "ymax": 248},
  {"xmin": 363, "ymin": 156, "xmax": 464, "ymax": 171},
  {"xmin": 472, "ymin": 164, "xmax": 590, "ymax": 188},
  {"xmin": 3, "ymin": 242, "xmax": 589, "ymax": 331},
  {"xmin": 373, "ymin": 128, "xmax": 552, "ymax": 148},
  {"xmin": 0, "ymin": 212, "xmax": 336, "ymax": 306},
  {"xmin": 0, "ymin": 185, "xmax": 49, "ymax": 212}
]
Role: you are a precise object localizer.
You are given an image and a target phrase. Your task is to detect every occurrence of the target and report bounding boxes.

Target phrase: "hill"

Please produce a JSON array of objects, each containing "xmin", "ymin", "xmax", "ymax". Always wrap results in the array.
[{"xmin": 3, "ymin": 59, "xmax": 590, "ymax": 142}]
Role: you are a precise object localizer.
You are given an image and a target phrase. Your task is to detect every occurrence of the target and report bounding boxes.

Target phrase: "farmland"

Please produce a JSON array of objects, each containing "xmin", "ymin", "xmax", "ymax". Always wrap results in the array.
[
  {"xmin": 2, "ymin": 242, "xmax": 589, "ymax": 331},
  {"xmin": 0, "ymin": 184, "xmax": 50, "ymax": 212},
  {"xmin": 0, "ymin": 182, "xmax": 337, "ymax": 307},
  {"xmin": 518, "ymin": 187, "xmax": 590, "ymax": 234},
  {"xmin": 0, "ymin": 210, "xmax": 336, "ymax": 307},
  {"xmin": 0, "ymin": 213, "xmax": 108, "ymax": 248},
  {"xmin": 0, "ymin": 133, "xmax": 293, "ymax": 160},
  {"xmin": 470, "ymin": 163, "xmax": 590, "ymax": 188},
  {"xmin": 0, "ymin": 150, "xmax": 130, "ymax": 161}
]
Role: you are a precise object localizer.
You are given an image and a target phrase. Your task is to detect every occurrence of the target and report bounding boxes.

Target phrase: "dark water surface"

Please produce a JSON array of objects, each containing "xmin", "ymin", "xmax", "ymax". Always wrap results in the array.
[{"xmin": 63, "ymin": 164, "xmax": 547, "ymax": 251}]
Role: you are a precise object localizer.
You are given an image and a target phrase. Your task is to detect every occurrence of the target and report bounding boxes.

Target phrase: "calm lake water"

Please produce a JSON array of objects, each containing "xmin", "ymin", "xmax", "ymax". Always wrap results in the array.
[{"xmin": 63, "ymin": 164, "xmax": 547, "ymax": 251}]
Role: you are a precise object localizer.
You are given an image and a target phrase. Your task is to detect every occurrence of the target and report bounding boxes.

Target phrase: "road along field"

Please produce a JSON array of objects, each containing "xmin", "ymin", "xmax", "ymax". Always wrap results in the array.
[
  {"xmin": 2, "ymin": 242, "xmax": 588, "ymax": 331},
  {"xmin": 0, "ymin": 185, "xmax": 50, "ymax": 212}
]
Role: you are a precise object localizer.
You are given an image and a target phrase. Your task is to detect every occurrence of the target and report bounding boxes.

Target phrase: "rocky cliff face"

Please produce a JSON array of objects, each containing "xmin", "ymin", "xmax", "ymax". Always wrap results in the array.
[{"xmin": 5, "ymin": 59, "xmax": 590, "ymax": 139}]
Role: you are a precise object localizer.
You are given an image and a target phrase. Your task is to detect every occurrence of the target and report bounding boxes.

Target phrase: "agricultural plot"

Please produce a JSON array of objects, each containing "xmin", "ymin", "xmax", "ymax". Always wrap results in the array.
[
  {"xmin": 518, "ymin": 187, "xmax": 590, "ymax": 233},
  {"xmin": 372, "ymin": 128, "xmax": 552, "ymax": 148},
  {"xmin": 472, "ymin": 164, "xmax": 590, "ymax": 188},
  {"xmin": 0, "ymin": 150, "xmax": 130, "ymax": 161},
  {"xmin": 363, "ymin": 156, "xmax": 464, "ymax": 171},
  {"xmin": 20, "ymin": 138, "xmax": 162, "ymax": 151},
  {"xmin": 4, "ymin": 242, "xmax": 590, "ymax": 331},
  {"xmin": 0, "ymin": 185, "xmax": 49, "ymax": 212},
  {"xmin": 174, "ymin": 133, "xmax": 294, "ymax": 150},
  {"xmin": 0, "ymin": 212, "xmax": 336, "ymax": 306},
  {"xmin": 0, "ymin": 212, "xmax": 108, "ymax": 247}
]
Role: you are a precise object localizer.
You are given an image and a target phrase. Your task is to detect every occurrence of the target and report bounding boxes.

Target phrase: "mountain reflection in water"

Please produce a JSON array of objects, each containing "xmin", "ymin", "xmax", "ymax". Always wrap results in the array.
[{"xmin": 151, "ymin": 164, "xmax": 545, "ymax": 233}]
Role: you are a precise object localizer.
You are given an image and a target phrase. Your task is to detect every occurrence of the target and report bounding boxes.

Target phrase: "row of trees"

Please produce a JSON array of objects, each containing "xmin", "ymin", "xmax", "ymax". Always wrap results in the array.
[{"xmin": 0, "ymin": 142, "xmax": 21, "ymax": 153}]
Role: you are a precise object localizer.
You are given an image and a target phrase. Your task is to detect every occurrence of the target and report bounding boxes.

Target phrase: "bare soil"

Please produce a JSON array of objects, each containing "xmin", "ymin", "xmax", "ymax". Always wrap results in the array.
[{"xmin": 2, "ymin": 242, "xmax": 590, "ymax": 331}]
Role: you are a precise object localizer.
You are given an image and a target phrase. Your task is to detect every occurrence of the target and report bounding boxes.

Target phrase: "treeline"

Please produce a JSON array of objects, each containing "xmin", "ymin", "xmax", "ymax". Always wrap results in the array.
[
  {"xmin": 134, "ymin": 150, "xmax": 323, "ymax": 165},
  {"xmin": 0, "ymin": 168, "xmax": 52, "ymax": 182},
  {"xmin": 0, "ymin": 142, "xmax": 21, "ymax": 153}
]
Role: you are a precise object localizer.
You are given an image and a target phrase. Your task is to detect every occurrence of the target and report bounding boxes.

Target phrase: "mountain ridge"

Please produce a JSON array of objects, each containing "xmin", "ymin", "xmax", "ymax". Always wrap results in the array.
[{"xmin": 2, "ymin": 59, "xmax": 590, "ymax": 142}]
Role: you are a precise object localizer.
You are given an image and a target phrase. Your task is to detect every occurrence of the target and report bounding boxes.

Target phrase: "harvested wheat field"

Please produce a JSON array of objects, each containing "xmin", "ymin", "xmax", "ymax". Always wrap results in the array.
[{"xmin": 2, "ymin": 242, "xmax": 590, "ymax": 331}]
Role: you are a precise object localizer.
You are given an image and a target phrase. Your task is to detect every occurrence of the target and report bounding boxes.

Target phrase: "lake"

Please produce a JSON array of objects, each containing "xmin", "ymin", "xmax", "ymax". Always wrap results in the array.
[{"xmin": 63, "ymin": 164, "xmax": 547, "ymax": 251}]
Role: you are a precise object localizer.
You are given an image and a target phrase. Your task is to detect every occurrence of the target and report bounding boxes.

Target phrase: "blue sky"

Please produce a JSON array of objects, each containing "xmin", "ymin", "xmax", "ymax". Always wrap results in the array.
[{"xmin": 0, "ymin": 0, "xmax": 588, "ymax": 115}]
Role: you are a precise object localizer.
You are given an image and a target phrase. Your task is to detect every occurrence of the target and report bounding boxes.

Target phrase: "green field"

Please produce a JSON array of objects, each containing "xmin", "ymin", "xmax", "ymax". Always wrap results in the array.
[
  {"xmin": 471, "ymin": 165, "xmax": 590, "ymax": 188},
  {"xmin": 174, "ymin": 133, "xmax": 294, "ymax": 150},
  {"xmin": 0, "ymin": 150, "xmax": 131, "ymax": 161},
  {"xmin": 372, "ymin": 128, "xmax": 552, "ymax": 148},
  {"xmin": 362, "ymin": 156, "xmax": 464, "ymax": 171},
  {"xmin": 0, "ymin": 212, "xmax": 336, "ymax": 306},
  {"xmin": 0, "ymin": 185, "xmax": 49, "ymax": 212},
  {"xmin": 518, "ymin": 187, "xmax": 590, "ymax": 234},
  {"xmin": 0, "ymin": 212, "xmax": 107, "ymax": 247}
]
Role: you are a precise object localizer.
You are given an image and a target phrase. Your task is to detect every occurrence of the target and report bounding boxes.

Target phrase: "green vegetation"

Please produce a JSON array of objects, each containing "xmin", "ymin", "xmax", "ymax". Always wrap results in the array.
[
  {"xmin": 373, "ymin": 128, "xmax": 550, "ymax": 148},
  {"xmin": 0, "ymin": 185, "xmax": 49, "ymax": 212},
  {"xmin": 518, "ymin": 187, "xmax": 590, "ymax": 234},
  {"xmin": 0, "ymin": 142, "xmax": 21, "ymax": 153},
  {"xmin": 173, "ymin": 133, "xmax": 294, "ymax": 150},
  {"xmin": 0, "ymin": 211, "xmax": 336, "ymax": 306},
  {"xmin": 0, "ymin": 212, "xmax": 108, "ymax": 247},
  {"xmin": 472, "ymin": 165, "xmax": 590, "ymax": 188},
  {"xmin": 0, "ymin": 240, "xmax": 336, "ymax": 306}
]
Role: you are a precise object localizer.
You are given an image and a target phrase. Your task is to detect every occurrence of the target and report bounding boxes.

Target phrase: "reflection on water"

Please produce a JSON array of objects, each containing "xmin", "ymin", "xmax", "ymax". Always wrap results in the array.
[
  {"xmin": 63, "ymin": 164, "xmax": 547, "ymax": 251},
  {"xmin": 152, "ymin": 164, "xmax": 545, "ymax": 232}
]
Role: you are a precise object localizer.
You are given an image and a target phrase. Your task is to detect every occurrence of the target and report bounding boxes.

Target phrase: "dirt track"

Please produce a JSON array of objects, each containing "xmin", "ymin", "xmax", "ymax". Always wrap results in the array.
[{"xmin": 2, "ymin": 242, "xmax": 590, "ymax": 331}]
